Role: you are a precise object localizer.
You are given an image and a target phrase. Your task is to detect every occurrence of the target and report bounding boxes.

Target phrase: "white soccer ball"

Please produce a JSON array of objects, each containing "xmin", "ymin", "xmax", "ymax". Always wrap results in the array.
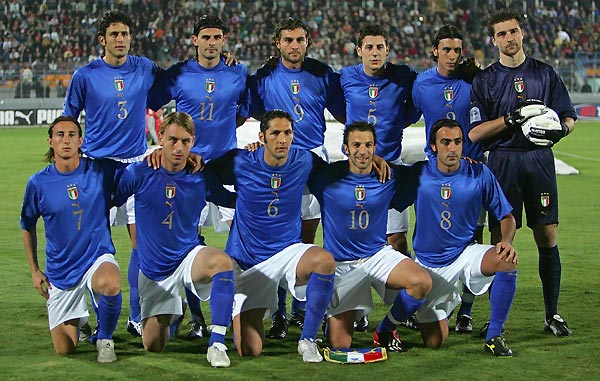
[{"xmin": 521, "ymin": 107, "xmax": 562, "ymax": 146}]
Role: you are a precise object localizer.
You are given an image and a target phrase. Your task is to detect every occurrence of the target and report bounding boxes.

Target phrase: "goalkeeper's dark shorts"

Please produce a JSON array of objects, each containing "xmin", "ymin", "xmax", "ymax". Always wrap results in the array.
[{"xmin": 487, "ymin": 147, "xmax": 558, "ymax": 230}]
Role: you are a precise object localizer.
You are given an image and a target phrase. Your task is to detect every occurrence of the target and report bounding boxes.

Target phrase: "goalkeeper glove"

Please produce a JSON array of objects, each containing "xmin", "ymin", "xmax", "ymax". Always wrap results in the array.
[
  {"xmin": 529, "ymin": 122, "xmax": 569, "ymax": 145},
  {"xmin": 504, "ymin": 99, "xmax": 546, "ymax": 129}
]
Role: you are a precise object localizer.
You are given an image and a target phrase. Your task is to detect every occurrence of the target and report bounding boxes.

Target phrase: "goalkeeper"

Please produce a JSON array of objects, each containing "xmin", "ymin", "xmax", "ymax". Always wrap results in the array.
[{"xmin": 468, "ymin": 8, "xmax": 576, "ymax": 337}]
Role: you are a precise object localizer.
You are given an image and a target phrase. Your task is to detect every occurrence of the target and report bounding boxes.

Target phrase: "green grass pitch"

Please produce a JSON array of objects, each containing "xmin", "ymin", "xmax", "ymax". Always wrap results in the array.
[{"xmin": 0, "ymin": 122, "xmax": 599, "ymax": 380}]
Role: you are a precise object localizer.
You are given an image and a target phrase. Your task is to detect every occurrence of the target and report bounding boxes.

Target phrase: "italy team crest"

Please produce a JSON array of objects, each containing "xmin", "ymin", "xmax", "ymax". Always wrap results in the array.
[
  {"xmin": 206, "ymin": 79, "xmax": 215, "ymax": 93},
  {"xmin": 290, "ymin": 81, "xmax": 300, "ymax": 94},
  {"xmin": 368, "ymin": 85, "xmax": 379, "ymax": 99},
  {"xmin": 67, "ymin": 186, "xmax": 78, "ymax": 200},
  {"xmin": 271, "ymin": 175, "xmax": 281, "ymax": 189},
  {"xmin": 165, "ymin": 185, "xmax": 176, "ymax": 199},
  {"xmin": 441, "ymin": 185, "xmax": 451, "ymax": 200},
  {"xmin": 114, "ymin": 79, "xmax": 124, "ymax": 91},
  {"xmin": 444, "ymin": 88, "xmax": 454, "ymax": 101},
  {"xmin": 355, "ymin": 186, "xmax": 366, "ymax": 201},
  {"xmin": 514, "ymin": 79, "xmax": 525, "ymax": 93},
  {"xmin": 540, "ymin": 193, "xmax": 550, "ymax": 207}
]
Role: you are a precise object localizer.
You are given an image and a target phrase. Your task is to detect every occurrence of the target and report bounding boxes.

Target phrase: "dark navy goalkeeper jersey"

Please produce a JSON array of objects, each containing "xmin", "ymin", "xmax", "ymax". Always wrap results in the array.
[{"xmin": 469, "ymin": 56, "xmax": 576, "ymax": 151}]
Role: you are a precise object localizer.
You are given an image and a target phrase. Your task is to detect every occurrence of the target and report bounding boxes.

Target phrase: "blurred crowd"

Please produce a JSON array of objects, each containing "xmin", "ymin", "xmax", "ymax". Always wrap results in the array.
[{"xmin": 2, "ymin": 0, "xmax": 599, "ymax": 97}]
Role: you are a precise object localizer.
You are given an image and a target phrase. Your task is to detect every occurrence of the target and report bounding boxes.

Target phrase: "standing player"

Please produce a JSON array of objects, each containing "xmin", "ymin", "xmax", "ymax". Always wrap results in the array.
[
  {"xmin": 309, "ymin": 121, "xmax": 431, "ymax": 352},
  {"xmin": 21, "ymin": 116, "xmax": 122, "ymax": 363},
  {"xmin": 148, "ymin": 14, "xmax": 248, "ymax": 340},
  {"xmin": 63, "ymin": 11, "xmax": 161, "ymax": 338},
  {"xmin": 210, "ymin": 110, "xmax": 336, "ymax": 363},
  {"xmin": 395, "ymin": 119, "xmax": 518, "ymax": 356},
  {"xmin": 469, "ymin": 9, "xmax": 576, "ymax": 337},
  {"xmin": 247, "ymin": 17, "xmax": 345, "ymax": 338},
  {"xmin": 412, "ymin": 24, "xmax": 484, "ymax": 333},
  {"xmin": 113, "ymin": 112, "xmax": 236, "ymax": 368}
]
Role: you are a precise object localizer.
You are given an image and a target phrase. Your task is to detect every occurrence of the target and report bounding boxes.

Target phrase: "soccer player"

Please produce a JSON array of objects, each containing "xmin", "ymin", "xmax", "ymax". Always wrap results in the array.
[
  {"xmin": 148, "ymin": 14, "xmax": 248, "ymax": 341},
  {"xmin": 309, "ymin": 121, "xmax": 431, "ymax": 352},
  {"xmin": 21, "ymin": 116, "xmax": 122, "ymax": 363},
  {"xmin": 210, "ymin": 110, "xmax": 336, "ymax": 363},
  {"xmin": 412, "ymin": 24, "xmax": 484, "ymax": 334},
  {"xmin": 469, "ymin": 8, "xmax": 576, "ymax": 337},
  {"xmin": 113, "ymin": 112, "xmax": 235, "ymax": 368},
  {"xmin": 395, "ymin": 118, "xmax": 518, "ymax": 356},
  {"xmin": 247, "ymin": 17, "xmax": 345, "ymax": 338},
  {"xmin": 63, "ymin": 11, "xmax": 161, "ymax": 338}
]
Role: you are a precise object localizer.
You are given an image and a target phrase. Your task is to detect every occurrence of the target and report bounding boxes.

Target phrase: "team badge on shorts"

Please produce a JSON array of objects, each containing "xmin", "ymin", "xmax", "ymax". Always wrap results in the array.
[
  {"xmin": 165, "ymin": 185, "xmax": 176, "ymax": 199},
  {"xmin": 441, "ymin": 184, "xmax": 451, "ymax": 200},
  {"xmin": 540, "ymin": 193, "xmax": 550, "ymax": 207},
  {"xmin": 355, "ymin": 185, "xmax": 366, "ymax": 201},
  {"xmin": 205, "ymin": 79, "xmax": 215, "ymax": 93},
  {"xmin": 67, "ymin": 185, "xmax": 79, "ymax": 200},
  {"xmin": 270, "ymin": 175, "xmax": 281, "ymax": 189},
  {"xmin": 514, "ymin": 78, "xmax": 525, "ymax": 93},
  {"xmin": 444, "ymin": 88, "xmax": 454, "ymax": 101},
  {"xmin": 368, "ymin": 85, "xmax": 378, "ymax": 99},
  {"xmin": 290, "ymin": 80, "xmax": 300, "ymax": 94},
  {"xmin": 114, "ymin": 79, "xmax": 124, "ymax": 91}
]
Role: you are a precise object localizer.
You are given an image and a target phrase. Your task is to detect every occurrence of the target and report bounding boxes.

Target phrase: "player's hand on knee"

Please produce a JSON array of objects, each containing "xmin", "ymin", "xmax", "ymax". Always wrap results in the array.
[
  {"xmin": 495, "ymin": 242, "xmax": 518, "ymax": 265},
  {"xmin": 504, "ymin": 99, "xmax": 546, "ymax": 129}
]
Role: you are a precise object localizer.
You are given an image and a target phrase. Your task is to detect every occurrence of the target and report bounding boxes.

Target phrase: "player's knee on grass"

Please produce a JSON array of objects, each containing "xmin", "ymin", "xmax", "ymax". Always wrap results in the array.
[
  {"xmin": 419, "ymin": 320, "xmax": 448, "ymax": 349},
  {"xmin": 142, "ymin": 315, "xmax": 171, "ymax": 352},
  {"xmin": 234, "ymin": 311, "xmax": 265, "ymax": 357},
  {"xmin": 327, "ymin": 313, "xmax": 355, "ymax": 348},
  {"xmin": 51, "ymin": 320, "xmax": 79, "ymax": 355}
]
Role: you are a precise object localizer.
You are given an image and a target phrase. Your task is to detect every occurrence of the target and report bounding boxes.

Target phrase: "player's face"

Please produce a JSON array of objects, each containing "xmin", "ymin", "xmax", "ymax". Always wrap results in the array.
[
  {"xmin": 99, "ymin": 22, "xmax": 131, "ymax": 65},
  {"xmin": 344, "ymin": 130, "xmax": 375, "ymax": 174},
  {"xmin": 357, "ymin": 35, "xmax": 389, "ymax": 76},
  {"xmin": 431, "ymin": 126, "xmax": 463, "ymax": 173},
  {"xmin": 259, "ymin": 117, "xmax": 294, "ymax": 166},
  {"xmin": 193, "ymin": 27, "xmax": 226, "ymax": 65},
  {"xmin": 434, "ymin": 38, "xmax": 463, "ymax": 76},
  {"xmin": 48, "ymin": 121, "xmax": 82, "ymax": 161},
  {"xmin": 492, "ymin": 19, "xmax": 524, "ymax": 58},
  {"xmin": 276, "ymin": 28, "xmax": 308, "ymax": 69},
  {"xmin": 159, "ymin": 123, "xmax": 195, "ymax": 171}
]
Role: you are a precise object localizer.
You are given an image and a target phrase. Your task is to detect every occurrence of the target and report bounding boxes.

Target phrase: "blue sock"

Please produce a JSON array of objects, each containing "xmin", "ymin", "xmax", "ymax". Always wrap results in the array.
[
  {"xmin": 208, "ymin": 270, "xmax": 235, "ymax": 346},
  {"xmin": 377, "ymin": 289, "xmax": 425, "ymax": 333},
  {"xmin": 292, "ymin": 297, "xmax": 306, "ymax": 314},
  {"xmin": 97, "ymin": 293, "xmax": 122, "ymax": 340},
  {"xmin": 274, "ymin": 286, "xmax": 288, "ymax": 318},
  {"xmin": 457, "ymin": 284, "xmax": 475, "ymax": 317},
  {"xmin": 300, "ymin": 272, "xmax": 334, "ymax": 341},
  {"xmin": 185, "ymin": 287, "xmax": 204, "ymax": 321},
  {"xmin": 487, "ymin": 270, "xmax": 517, "ymax": 340},
  {"xmin": 538, "ymin": 246, "xmax": 561, "ymax": 320},
  {"xmin": 128, "ymin": 248, "xmax": 141, "ymax": 322}
]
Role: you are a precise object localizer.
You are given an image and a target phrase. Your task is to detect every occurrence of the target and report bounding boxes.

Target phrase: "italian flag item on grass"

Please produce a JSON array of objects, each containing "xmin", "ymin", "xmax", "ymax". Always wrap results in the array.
[{"xmin": 324, "ymin": 347, "xmax": 387, "ymax": 364}]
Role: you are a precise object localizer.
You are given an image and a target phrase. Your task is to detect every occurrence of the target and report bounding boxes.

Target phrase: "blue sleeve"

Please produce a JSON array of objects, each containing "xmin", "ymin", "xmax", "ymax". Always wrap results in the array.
[
  {"xmin": 403, "ymin": 67, "xmax": 421, "ymax": 126},
  {"xmin": 62, "ymin": 68, "xmax": 85, "ymax": 118},
  {"xmin": 391, "ymin": 162, "xmax": 424, "ymax": 211},
  {"xmin": 481, "ymin": 166, "xmax": 513, "ymax": 220},
  {"xmin": 20, "ymin": 176, "xmax": 41, "ymax": 230},
  {"xmin": 147, "ymin": 64, "xmax": 176, "ymax": 111},
  {"xmin": 202, "ymin": 168, "xmax": 236, "ymax": 208},
  {"xmin": 247, "ymin": 72, "xmax": 266, "ymax": 120},
  {"xmin": 326, "ymin": 69, "xmax": 346, "ymax": 122},
  {"xmin": 236, "ymin": 69, "xmax": 251, "ymax": 119},
  {"xmin": 113, "ymin": 165, "xmax": 137, "ymax": 207}
]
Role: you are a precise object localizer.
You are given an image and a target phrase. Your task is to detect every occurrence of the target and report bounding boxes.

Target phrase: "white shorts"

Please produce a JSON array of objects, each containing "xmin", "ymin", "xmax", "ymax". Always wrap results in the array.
[
  {"xmin": 416, "ymin": 244, "xmax": 494, "ymax": 324},
  {"xmin": 328, "ymin": 246, "xmax": 407, "ymax": 319},
  {"xmin": 138, "ymin": 245, "xmax": 212, "ymax": 323},
  {"xmin": 232, "ymin": 243, "xmax": 314, "ymax": 318},
  {"xmin": 386, "ymin": 208, "xmax": 409, "ymax": 234},
  {"xmin": 301, "ymin": 145, "xmax": 329, "ymax": 221},
  {"xmin": 47, "ymin": 254, "xmax": 119, "ymax": 331}
]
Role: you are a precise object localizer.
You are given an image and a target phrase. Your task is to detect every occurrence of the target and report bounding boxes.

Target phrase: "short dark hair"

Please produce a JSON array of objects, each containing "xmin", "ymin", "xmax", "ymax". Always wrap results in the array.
[
  {"xmin": 46, "ymin": 116, "xmax": 82, "ymax": 163},
  {"xmin": 97, "ymin": 11, "xmax": 133, "ymax": 38},
  {"xmin": 272, "ymin": 17, "xmax": 311, "ymax": 48},
  {"xmin": 429, "ymin": 118, "xmax": 463, "ymax": 146},
  {"xmin": 431, "ymin": 24, "xmax": 462, "ymax": 62},
  {"xmin": 161, "ymin": 112, "xmax": 195, "ymax": 136},
  {"xmin": 193, "ymin": 15, "xmax": 228, "ymax": 36},
  {"xmin": 260, "ymin": 110, "xmax": 293, "ymax": 133},
  {"xmin": 357, "ymin": 24, "xmax": 388, "ymax": 47},
  {"xmin": 487, "ymin": 8, "xmax": 522, "ymax": 36},
  {"xmin": 343, "ymin": 121, "xmax": 377, "ymax": 146}
]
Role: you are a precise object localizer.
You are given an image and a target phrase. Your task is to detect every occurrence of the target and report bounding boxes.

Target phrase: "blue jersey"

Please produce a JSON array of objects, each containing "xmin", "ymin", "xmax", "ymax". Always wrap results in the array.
[
  {"xmin": 341, "ymin": 63, "xmax": 420, "ymax": 162},
  {"xmin": 148, "ymin": 59, "xmax": 249, "ymax": 161},
  {"xmin": 309, "ymin": 161, "xmax": 396, "ymax": 261},
  {"xmin": 212, "ymin": 148, "xmax": 320, "ymax": 270},
  {"xmin": 394, "ymin": 160, "xmax": 512, "ymax": 267},
  {"xmin": 20, "ymin": 158, "xmax": 119, "ymax": 289},
  {"xmin": 113, "ymin": 163, "xmax": 233, "ymax": 281},
  {"xmin": 63, "ymin": 56, "xmax": 160, "ymax": 159},
  {"xmin": 413, "ymin": 67, "xmax": 483, "ymax": 160},
  {"xmin": 247, "ymin": 57, "xmax": 345, "ymax": 150},
  {"xmin": 469, "ymin": 56, "xmax": 576, "ymax": 151}
]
